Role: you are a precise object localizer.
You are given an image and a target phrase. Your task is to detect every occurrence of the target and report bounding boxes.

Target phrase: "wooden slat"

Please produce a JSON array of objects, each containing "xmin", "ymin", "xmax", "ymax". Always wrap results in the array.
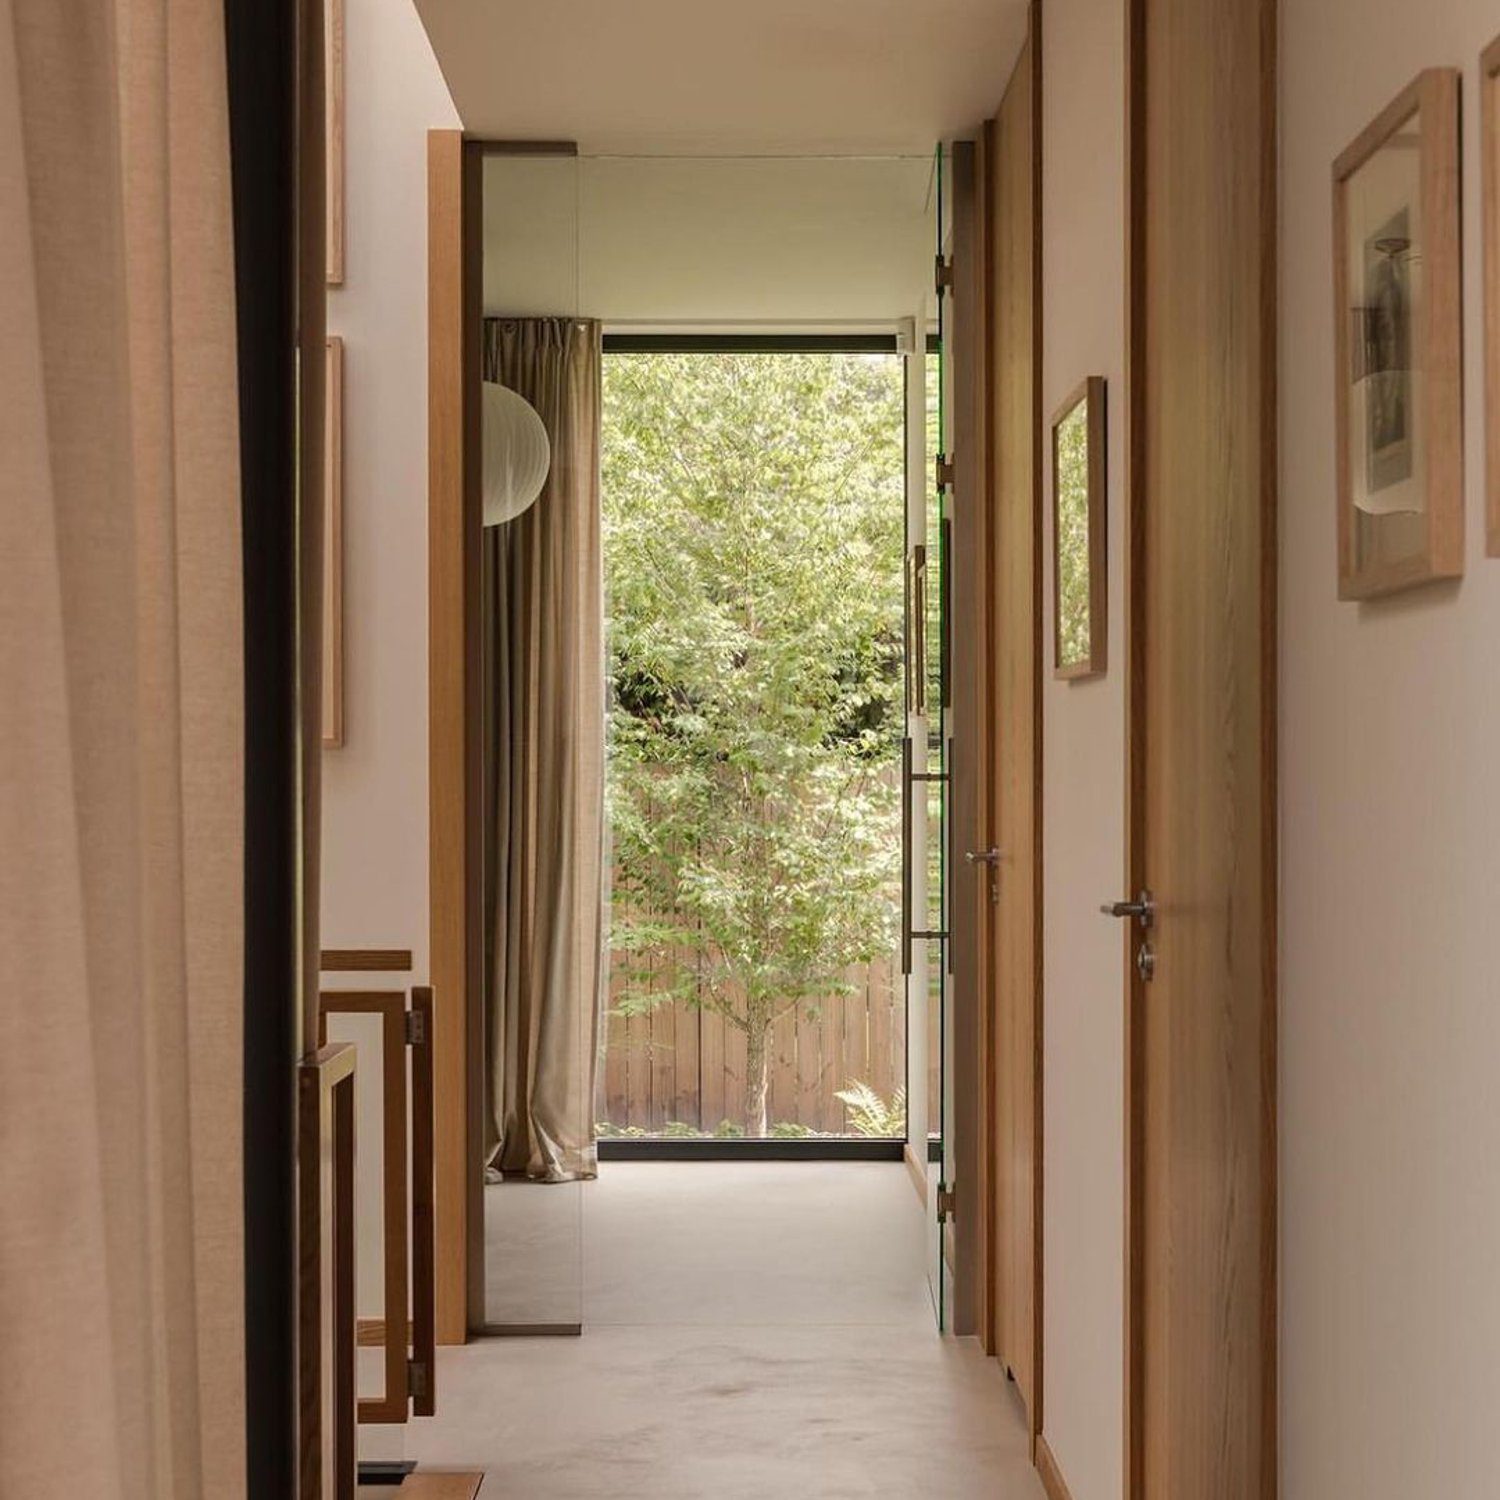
[
  {"xmin": 870, "ymin": 972, "xmax": 888, "ymax": 1104},
  {"xmin": 321, "ymin": 949, "xmax": 413, "ymax": 973},
  {"xmin": 675, "ymin": 999, "xmax": 701, "ymax": 1130},
  {"xmin": 426, "ymin": 127, "xmax": 480, "ymax": 1346},
  {"xmin": 699, "ymin": 1007, "xmax": 725, "ymax": 1132},
  {"xmin": 650, "ymin": 992, "xmax": 676, "ymax": 1131},
  {"xmin": 724, "ymin": 1016, "xmax": 747, "ymax": 1134},
  {"xmin": 394, "ymin": 1476, "xmax": 485, "ymax": 1500},
  {"xmin": 625, "ymin": 1004, "xmax": 649, "ymax": 1129},
  {"xmin": 770, "ymin": 1006, "xmax": 797, "ymax": 1128},
  {"xmin": 841, "ymin": 981, "xmax": 868, "ymax": 1105},
  {"xmin": 603, "ymin": 1003, "xmax": 628, "ymax": 1127},
  {"xmin": 795, "ymin": 1002, "xmax": 820, "ymax": 1130}
]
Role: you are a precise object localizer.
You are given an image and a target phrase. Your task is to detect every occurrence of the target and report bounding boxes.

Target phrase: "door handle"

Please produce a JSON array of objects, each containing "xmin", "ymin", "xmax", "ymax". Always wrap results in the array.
[
  {"xmin": 965, "ymin": 847, "xmax": 1003, "ymax": 866},
  {"xmin": 1100, "ymin": 889, "xmax": 1154, "ymax": 927}
]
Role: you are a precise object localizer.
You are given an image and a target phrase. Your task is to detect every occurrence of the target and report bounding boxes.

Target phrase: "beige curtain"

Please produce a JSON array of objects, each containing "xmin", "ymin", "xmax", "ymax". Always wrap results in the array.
[
  {"xmin": 0, "ymin": 1, "xmax": 246, "ymax": 1496},
  {"xmin": 483, "ymin": 318, "xmax": 605, "ymax": 1183}
]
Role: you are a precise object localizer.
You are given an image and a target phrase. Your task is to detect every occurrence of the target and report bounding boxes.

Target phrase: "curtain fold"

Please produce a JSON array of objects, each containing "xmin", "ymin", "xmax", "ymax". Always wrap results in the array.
[
  {"xmin": 0, "ymin": 0, "xmax": 246, "ymax": 1495},
  {"xmin": 482, "ymin": 318, "xmax": 605, "ymax": 1183}
]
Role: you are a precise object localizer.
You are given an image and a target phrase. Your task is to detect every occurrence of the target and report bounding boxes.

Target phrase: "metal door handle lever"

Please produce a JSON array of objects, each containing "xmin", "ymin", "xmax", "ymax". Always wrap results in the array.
[
  {"xmin": 965, "ymin": 848, "xmax": 1003, "ymax": 865},
  {"xmin": 1100, "ymin": 890, "xmax": 1155, "ymax": 927}
]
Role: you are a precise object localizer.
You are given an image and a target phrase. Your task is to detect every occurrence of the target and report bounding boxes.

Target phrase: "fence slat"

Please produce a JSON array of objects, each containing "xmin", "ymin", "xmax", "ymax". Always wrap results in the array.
[
  {"xmin": 870, "ymin": 957, "xmax": 894, "ymax": 1105},
  {"xmin": 768, "ymin": 1006, "xmax": 795, "ymax": 1131},
  {"xmin": 700, "ymin": 1006, "xmax": 725, "ymax": 1132}
]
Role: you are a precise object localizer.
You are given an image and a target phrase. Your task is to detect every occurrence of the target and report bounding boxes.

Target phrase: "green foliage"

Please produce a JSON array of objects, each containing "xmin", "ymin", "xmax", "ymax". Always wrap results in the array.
[
  {"xmin": 603, "ymin": 352, "xmax": 905, "ymax": 1135},
  {"xmin": 1054, "ymin": 397, "xmax": 1093, "ymax": 667},
  {"xmin": 834, "ymin": 1080, "xmax": 907, "ymax": 1139}
]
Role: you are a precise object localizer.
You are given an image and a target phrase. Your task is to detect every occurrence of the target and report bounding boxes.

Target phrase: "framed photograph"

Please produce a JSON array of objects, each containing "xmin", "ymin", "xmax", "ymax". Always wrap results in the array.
[
  {"xmin": 323, "ymin": 336, "xmax": 345, "ymax": 748},
  {"xmin": 1050, "ymin": 376, "xmax": 1106, "ymax": 680},
  {"xmin": 326, "ymin": 0, "xmax": 345, "ymax": 286},
  {"xmin": 1483, "ymin": 36, "xmax": 1500, "ymax": 555},
  {"xmin": 1332, "ymin": 68, "xmax": 1462, "ymax": 599}
]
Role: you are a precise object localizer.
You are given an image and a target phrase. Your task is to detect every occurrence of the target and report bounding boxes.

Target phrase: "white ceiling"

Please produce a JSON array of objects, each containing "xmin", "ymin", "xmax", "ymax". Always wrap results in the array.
[{"xmin": 412, "ymin": 0, "xmax": 1027, "ymax": 156}]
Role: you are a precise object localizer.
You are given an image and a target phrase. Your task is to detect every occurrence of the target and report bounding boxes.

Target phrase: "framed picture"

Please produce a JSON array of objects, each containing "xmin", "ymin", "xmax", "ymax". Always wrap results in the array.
[
  {"xmin": 1483, "ymin": 36, "xmax": 1500, "ymax": 555},
  {"xmin": 326, "ymin": 0, "xmax": 344, "ymax": 286},
  {"xmin": 1332, "ymin": 68, "xmax": 1462, "ymax": 599},
  {"xmin": 323, "ymin": 336, "xmax": 345, "ymax": 748},
  {"xmin": 1050, "ymin": 377, "xmax": 1106, "ymax": 680}
]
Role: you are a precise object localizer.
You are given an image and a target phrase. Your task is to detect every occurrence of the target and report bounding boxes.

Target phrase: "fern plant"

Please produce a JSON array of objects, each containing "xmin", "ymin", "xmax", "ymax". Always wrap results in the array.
[{"xmin": 834, "ymin": 1081, "xmax": 906, "ymax": 1138}]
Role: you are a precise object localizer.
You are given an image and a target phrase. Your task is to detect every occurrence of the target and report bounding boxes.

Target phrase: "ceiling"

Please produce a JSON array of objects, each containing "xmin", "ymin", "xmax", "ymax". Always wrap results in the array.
[{"xmin": 412, "ymin": 0, "xmax": 1028, "ymax": 156}]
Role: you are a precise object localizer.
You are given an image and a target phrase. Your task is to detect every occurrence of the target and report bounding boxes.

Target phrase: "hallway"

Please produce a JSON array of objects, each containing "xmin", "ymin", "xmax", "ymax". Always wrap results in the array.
[{"xmin": 394, "ymin": 1164, "xmax": 1045, "ymax": 1498}]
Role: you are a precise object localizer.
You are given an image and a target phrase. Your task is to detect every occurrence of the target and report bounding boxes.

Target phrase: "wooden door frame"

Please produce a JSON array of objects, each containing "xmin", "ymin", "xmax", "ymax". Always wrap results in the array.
[
  {"xmin": 948, "ymin": 134, "xmax": 991, "ymax": 1345},
  {"xmin": 1122, "ymin": 0, "xmax": 1278, "ymax": 1490},
  {"xmin": 977, "ymin": 1, "xmax": 1045, "ymax": 1438},
  {"xmin": 427, "ymin": 128, "xmax": 483, "ymax": 1346},
  {"xmin": 427, "ymin": 133, "xmax": 587, "ymax": 1344}
]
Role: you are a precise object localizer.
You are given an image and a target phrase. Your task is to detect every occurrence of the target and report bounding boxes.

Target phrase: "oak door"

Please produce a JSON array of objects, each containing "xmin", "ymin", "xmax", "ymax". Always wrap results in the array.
[
  {"xmin": 1124, "ymin": 0, "xmax": 1277, "ymax": 1492},
  {"xmin": 985, "ymin": 19, "xmax": 1043, "ymax": 1432}
]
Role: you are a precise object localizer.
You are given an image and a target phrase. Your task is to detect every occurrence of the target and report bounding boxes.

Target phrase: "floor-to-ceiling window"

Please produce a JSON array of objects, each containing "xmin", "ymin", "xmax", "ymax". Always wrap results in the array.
[{"xmin": 599, "ymin": 340, "xmax": 907, "ymax": 1145}]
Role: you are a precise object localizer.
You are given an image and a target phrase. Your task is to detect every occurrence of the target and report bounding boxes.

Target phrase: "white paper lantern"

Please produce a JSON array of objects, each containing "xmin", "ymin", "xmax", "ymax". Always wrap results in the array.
[{"xmin": 482, "ymin": 380, "xmax": 551, "ymax": 527}]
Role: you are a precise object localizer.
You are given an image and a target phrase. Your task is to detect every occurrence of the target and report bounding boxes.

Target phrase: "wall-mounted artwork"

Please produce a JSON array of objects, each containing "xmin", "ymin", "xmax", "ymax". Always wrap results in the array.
[
  {"xmin": 323, "ymin": 336, "xmax": 345, "ymax": 748},
  {"xmin": 1483, "ymin": 36, "xmax": 1500, "ymax": 556},
  {"xmin": 1332, "ymin": 68, "xmax": 1462, "ymax": 599},
  {"xmin": 1050, "ymin": 377, "xmax": 1106, "ymax": 680},
  {"xmin": 326, "ymin": 0, "xmax": 344, "ymax": 286}
]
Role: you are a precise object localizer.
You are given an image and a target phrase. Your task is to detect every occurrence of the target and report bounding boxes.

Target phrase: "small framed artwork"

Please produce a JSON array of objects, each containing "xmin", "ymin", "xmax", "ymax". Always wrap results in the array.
[
  {"xmin": 326, "ymin": 0, "xmax": 345, "ymax": 286},
  {"xmin": 1332, "ymin": 68, "xmax": 1462, "ymax": 599},
  {"xmin": 322, "ymin": 336, "xmax": 345, "ymax": 748},
  {"xmin": 1050, "ymin": 376, "xmax": 1106, "ymax": 680},
  {"xmin": 1483, "ymin": 36, "xmax": 1500, "ymax": 555}
]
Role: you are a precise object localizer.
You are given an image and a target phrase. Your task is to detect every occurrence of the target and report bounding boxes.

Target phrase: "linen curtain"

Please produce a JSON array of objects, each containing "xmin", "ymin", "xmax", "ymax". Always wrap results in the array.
[
  {"xmin": 482, "ymin": 318, "xmax": 605, "ymax": 1183},
  {"xmin": 0, "ymin": 1, "xmax": 246, "ymax": 1496}
]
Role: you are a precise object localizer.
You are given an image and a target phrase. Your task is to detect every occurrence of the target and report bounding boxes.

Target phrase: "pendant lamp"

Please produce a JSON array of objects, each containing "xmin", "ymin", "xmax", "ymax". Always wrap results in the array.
[{"xmin": 482, "ymin": 379, "xmax": 551, "ymax": 526}]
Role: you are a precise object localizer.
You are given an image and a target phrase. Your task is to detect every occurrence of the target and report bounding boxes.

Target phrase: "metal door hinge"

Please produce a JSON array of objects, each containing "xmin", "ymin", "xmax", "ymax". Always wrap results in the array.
[
  {"xmin": 408, "ymin": 1358, "xmax": 429, "ymax": 1402},
  {"xmin": 935, "ymin": 254, "xmax": 954, "ymax": 294},
  {"xmin": 405, "ymin": 1009, "xmax": 427, "ymax": 1047},
  {"xmin": 935, "ymin": 454, "xmax": 955, "ymax": 492},
  {"xmin": 937, "ymin": 1182, "xmax": 957, "ymax": 1224}
]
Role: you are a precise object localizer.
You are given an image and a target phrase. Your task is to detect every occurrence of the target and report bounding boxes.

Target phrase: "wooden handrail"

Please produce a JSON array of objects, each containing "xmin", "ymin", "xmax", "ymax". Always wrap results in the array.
[{"xmin": 319, "ymin": 948, "xmax": 414, "ymax": 973}]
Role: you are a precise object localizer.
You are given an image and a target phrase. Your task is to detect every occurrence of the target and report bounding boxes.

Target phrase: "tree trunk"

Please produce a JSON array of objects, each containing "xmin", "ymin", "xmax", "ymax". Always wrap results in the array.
[{"xmin": 744, "ymin": 1023, "xmax": 769, "ymax": 1138}]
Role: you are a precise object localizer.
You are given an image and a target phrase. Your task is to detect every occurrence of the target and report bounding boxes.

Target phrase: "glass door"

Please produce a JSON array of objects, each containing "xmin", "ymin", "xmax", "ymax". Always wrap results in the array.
[{"xmin": 904, "ymin": 143, "xmax": 953, "ymax": 1329}]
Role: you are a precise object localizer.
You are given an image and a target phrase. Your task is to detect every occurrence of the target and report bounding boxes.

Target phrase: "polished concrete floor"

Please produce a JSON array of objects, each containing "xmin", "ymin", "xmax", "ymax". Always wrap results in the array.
[{"xmin": 368, "ymin": 1163, "xmax": 1045, "ymax": 1499}]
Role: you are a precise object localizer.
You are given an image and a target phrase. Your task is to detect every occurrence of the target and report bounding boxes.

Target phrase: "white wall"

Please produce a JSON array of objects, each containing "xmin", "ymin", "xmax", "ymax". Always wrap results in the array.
[
  {"xmin": 1039, "ymin": 1, "xmax": 1126, "ymax": 1497},
  {"xmin": 1280, "ymin": 4, "xmax": 1500, "ymax": 1496},
  {"xmin": 321, "ymin": 0, "xmax": 459, "ymax": 973},
  {"xmin": 483, "ymin": 153, "xmax": 934, "ymax": 325},
  {"xmin": 321, "ymin": 0, "xmax": 459, "ymax": 1458}
]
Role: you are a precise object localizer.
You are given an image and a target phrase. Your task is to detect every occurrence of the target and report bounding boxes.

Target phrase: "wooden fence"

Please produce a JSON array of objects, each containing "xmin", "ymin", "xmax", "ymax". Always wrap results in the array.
[{"xmin": 600, "ymin": 955, "xmax": 904, "ymax": 1136}]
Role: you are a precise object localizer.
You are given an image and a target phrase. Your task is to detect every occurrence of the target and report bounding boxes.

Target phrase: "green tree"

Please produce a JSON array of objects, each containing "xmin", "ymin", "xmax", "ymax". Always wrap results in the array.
[{"xmin": 603, "ymin": 352, "xmax": 904, "ymax": 1137}]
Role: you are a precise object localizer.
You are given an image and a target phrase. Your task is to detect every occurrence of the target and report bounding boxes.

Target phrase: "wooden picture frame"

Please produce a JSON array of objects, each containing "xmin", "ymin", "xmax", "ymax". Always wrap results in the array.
[
  {"xmin": 326, "ymin": 0, "xmax": 345, "ymax": 286},
  {"xmin": 1050, "ymin": 376, "xmax": 1106, "ymax": 679},
  {"xmin": 1483, "ymin": 36, "xmax": 1500, "ymax": 555},
  {"xmin": 1332, "ymin": 68, "xmax": 1463, "ymax": 599},
  {"xmin": 322, "ymin": 336, "xmax": 345, "ymax": 747}
]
